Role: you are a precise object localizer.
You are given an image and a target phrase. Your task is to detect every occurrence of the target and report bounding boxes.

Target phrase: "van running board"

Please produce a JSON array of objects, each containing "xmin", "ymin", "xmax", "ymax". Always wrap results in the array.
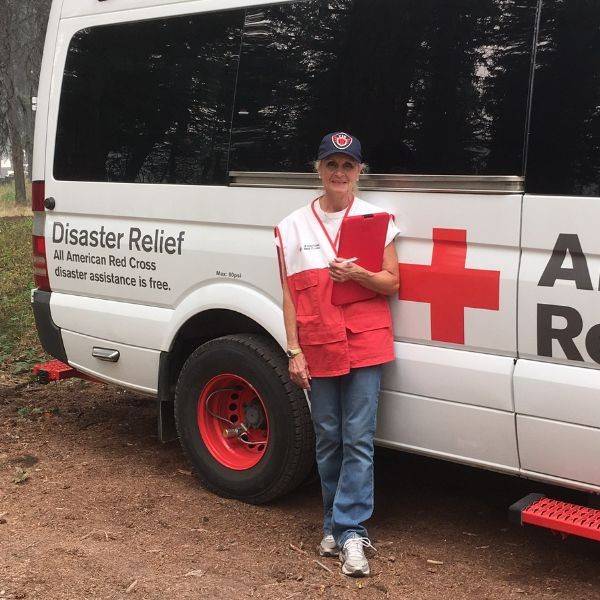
[
  {"xmin": 510, "ymin": 493, "xmax": 600, "ymax": 542},
  {"xmin": 33, "ymin": 359, "xmax": 79, "ymax": 384}
]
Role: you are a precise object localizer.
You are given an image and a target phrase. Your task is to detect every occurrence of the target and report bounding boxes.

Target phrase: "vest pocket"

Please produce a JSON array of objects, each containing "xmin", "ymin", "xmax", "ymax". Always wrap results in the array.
[
  {"xmin": 297, "ymin": 315, "xmax": 346, "ymax": 345},
  {"xmin": 293, "ymin": 270, "xmax": 319, "ymax": 316},
  {"xmin": 344, "ymin": 310, "xmax": 392, "ymax": 333}
]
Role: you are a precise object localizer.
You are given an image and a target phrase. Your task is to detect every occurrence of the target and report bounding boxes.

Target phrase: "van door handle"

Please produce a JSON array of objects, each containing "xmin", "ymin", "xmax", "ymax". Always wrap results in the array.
[{"xmin": 92, "ymin": 347, "xmax": 120, "ymax": 362}]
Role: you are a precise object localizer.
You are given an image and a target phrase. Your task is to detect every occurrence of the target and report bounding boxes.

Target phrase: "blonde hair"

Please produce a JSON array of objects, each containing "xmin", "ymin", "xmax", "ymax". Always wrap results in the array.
[{"xmin": 314, "ymin": 159, "xmax": 367, "ymax": 196}]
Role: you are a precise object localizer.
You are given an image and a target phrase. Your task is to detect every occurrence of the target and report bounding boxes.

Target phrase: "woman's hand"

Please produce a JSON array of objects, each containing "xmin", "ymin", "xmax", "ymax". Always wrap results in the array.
[
  {"xmin": 289, "ymin": 352, "xmax": 311, "ymax": 389},
  {"xmin": 328, "ymin": 257, "xmax": 364, "ymax": 283},
  {"xmin": 328, "ymin": 245, "xmax": 399, "ymax": 296}
]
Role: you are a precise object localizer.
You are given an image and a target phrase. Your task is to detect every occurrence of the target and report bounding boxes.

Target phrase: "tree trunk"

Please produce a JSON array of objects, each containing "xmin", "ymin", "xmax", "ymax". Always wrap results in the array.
[
  {"xmin": 8, "ymin": 101, "xmax": 27, "ymax": 204},
  {"xmin": 25, "ymin": 141, "xmax": 33, "ymax": 180},
  {"xmin": 21, "ymin": 92, "xmax": 35, "ymax": 180}
]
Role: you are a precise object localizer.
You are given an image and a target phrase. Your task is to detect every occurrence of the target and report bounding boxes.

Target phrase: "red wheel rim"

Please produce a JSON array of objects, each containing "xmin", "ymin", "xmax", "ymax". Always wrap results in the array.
[{"xmin": 197, "ymin": 373, "xmax": 270, "ymax": 470}]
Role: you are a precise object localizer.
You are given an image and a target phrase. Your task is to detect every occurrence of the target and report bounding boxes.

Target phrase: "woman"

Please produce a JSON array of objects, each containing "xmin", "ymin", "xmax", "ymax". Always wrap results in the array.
[{"xmin": 275, "ymin": 132, "xmax": 400, "ymax": 577}]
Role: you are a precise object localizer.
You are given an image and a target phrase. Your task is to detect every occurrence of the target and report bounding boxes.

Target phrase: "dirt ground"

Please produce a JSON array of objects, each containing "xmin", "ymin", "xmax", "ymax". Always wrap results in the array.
[{"xmin": 1, "ymin": 378, "xmax": 600, "ymax": 600}]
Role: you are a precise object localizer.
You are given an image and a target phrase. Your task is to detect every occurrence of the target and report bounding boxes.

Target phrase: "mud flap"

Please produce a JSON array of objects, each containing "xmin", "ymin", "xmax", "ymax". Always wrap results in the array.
[{"xmin": 157, "ymin": 351, "xmax": 178, "ymax": 443}]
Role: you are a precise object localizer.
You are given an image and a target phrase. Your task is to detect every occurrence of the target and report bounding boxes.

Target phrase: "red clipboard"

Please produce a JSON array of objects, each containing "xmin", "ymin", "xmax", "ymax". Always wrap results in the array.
[{"xmin": 331, "ymin": 212, "xmax": 390, "ymax": 306}]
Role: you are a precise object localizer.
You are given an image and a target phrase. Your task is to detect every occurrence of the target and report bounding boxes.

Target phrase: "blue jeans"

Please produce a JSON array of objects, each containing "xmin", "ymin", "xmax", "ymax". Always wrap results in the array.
[{"xmin": 309, "ymin": 365, "xmax": 382, "ymax": 548}]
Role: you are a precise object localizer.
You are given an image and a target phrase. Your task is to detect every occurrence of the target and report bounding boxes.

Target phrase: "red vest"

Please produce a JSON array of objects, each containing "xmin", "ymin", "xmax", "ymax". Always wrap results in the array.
[{"xmin": 276, "ymin": 198, "xmax": 395, "ymax": 377}]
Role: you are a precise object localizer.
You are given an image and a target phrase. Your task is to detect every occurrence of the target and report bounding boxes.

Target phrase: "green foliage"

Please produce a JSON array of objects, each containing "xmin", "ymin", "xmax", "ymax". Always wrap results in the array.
[{"xmin": 0, "ymin": 216, "xmax": 45, "ymax": 372}]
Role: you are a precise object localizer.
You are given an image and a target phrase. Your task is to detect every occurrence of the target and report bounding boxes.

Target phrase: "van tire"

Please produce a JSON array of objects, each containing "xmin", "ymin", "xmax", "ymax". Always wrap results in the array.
[{"xmin": 174, "ymin": 334, "xmax": 315, "ymax": 504}]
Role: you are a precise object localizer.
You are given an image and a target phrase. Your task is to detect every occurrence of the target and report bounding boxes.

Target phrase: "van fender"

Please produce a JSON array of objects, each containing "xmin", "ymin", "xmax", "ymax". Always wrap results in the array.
[{"xmin": 164, "ymin": 281, "xmax": 285, "ymax": 352}]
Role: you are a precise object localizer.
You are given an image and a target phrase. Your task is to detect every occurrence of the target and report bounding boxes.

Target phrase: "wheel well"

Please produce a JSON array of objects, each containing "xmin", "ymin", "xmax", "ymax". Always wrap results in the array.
[{"xmin": 162, "ymin": 309, "xmax": 277, "ymax": 403}]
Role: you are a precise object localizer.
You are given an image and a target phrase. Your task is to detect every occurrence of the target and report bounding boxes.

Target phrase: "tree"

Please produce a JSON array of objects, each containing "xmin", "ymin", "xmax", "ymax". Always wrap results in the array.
[{"xmin": 0, "ymin": 0, "xmax": 51, "ymax": 202}]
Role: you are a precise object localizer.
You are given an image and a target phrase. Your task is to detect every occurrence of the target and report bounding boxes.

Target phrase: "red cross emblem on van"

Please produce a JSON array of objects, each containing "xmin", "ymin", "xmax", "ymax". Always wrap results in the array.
[
  {"xmin": 398, "ymin": 228, "xmax": 500, "ymax": 344},
  {"xmin": 332, "ymin": 133, "xmax": 352, "ymax": 149}
]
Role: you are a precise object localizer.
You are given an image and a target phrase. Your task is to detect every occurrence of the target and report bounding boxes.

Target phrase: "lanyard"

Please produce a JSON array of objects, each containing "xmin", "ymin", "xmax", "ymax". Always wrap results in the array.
[{"xmin": 311, "ymin": 196, "xmax": 355, "ymax": 255}]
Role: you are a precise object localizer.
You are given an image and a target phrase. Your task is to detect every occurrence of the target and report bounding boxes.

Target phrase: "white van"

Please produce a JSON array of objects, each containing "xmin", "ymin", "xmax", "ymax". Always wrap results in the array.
[{"xmin": 32, "ymin": 0, "xmax": 600, "ymax": 504}]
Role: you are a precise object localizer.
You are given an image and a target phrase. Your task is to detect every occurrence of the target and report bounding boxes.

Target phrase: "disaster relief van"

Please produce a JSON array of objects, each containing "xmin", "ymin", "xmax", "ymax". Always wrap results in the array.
[{"xmin": 32, "ymin": 0, "xmax": 600, "ymax": 505}]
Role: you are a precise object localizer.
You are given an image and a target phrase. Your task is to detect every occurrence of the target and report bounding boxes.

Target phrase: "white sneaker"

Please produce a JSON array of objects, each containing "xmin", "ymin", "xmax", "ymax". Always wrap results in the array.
[
  {"xmin": 339, "ymin": 536, "xmax": 376, "ymax": 577},
  {"xmin": 318, "ymin": 534, "xmax": 339, "ymax": 557}
]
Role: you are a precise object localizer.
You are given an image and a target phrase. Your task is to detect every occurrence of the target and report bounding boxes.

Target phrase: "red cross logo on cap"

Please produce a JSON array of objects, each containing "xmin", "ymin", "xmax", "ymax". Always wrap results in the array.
[
  {"xmin": 399, "ymin": 228, "xmax": 500, "ymax": 344},
  {"xmin": 332, "ymin": 133, "xmax": 353, "ymax": 150}
]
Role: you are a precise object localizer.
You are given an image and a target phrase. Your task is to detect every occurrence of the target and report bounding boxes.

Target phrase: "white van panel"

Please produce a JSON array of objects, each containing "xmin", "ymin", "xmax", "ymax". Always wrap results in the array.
[
  {"xmin": 521, "ymin": 194, "xmax": 600, "ymax": 254},
  {"xmin": 62, "ymin": 330, "xmax": 160, "ymax": 393},
  {"xmin": 514, "ymin": 359, "xmax": 600, "ymax": 429},
  {"xmin": 384, "ymin": 192, "xmax": 521, "ymax": 248},
  {"xmin": 520, "ymin": 470, "xmax": 600, "ymax": 495},
  {"xmin": 376, "ymin": 391, "xmax": 519, "ymax": 472},
  {"xmin": 61, "ymin": 0, "xmax": 290, "ymax": 20},
  {"xmin": 383, "ymin": 342, "xmax": 514, "ymax": 411},
  {"xmin": 44, "ymin": 207, "xmax": 281, "ymax": 308},
  {"xmin": 50, "ymin": 293, "xmax": 172, "ymax": 349},
  {"xmin": 517, "ymin": 194, "xmax": 600, "ymax": 488},
  {"xmin": 384, "ymin": 191, "xmax": 521, "ymax": 356},
  {"xmin": 51, "ymin": 283, "xmax": 286, "ymax": 352},
  {"xmin": 517, "ymin": 415, "xmax": 600, "ymax": 488},
  {"xmin": 519, "ymin": 194, "xmax": 600, "ymax": 368}
]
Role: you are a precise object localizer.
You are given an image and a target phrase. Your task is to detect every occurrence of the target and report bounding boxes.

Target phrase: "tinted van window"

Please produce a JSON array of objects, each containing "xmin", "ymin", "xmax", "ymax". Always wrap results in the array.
[
  {"xmin": 527, "ymin": 1, "xmax": 600, "ymax": 196},
  {"xmin": 231, "ymin": 0, "xmax": 538, "ymax": 175},
  {"xmin": 54, "ymin": 10, "xmax": 244, "ymax": 185}
]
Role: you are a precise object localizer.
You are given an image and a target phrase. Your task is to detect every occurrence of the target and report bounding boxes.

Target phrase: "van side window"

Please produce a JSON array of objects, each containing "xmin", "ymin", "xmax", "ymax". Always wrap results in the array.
[
  {"xmin": 230, "ymin": 0, "xmax": 538, "ymax": 175},
  {"xmin": 54, "ymin": 11, "xmax": 244, "ymax": 185},
  {"xmin": 526, "ymin": 3, "xmax": 600, "ymax": 196}
]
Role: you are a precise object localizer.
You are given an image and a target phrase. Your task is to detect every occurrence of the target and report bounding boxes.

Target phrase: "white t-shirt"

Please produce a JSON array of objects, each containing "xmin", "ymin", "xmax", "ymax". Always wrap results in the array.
[{"xmin": 313, "ymin": 200, "xmax": 400, "ymax": 250}]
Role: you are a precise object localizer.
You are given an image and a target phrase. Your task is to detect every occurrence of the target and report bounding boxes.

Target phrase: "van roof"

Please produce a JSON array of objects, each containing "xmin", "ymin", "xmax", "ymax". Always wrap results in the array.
[{"xmin": 60, "ymin": 0, "xmax": 290, "ymax": 20}]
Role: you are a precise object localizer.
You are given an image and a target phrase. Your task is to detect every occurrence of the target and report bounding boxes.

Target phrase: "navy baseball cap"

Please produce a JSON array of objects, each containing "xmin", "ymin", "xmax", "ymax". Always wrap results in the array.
[{"xmin": 317, "ymin": 132, "xmax": 362, "ymax": 163}]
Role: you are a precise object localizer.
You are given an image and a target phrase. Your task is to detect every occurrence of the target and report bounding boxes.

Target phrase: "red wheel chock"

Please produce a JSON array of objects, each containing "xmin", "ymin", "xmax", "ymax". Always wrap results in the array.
[
  {"xmin": 33, "ymin": 359, "xmax": 79, "ymax": 384},
  {"xmin": 510, "ymin": 493, "xmax": 600, "ymax": 542}
]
